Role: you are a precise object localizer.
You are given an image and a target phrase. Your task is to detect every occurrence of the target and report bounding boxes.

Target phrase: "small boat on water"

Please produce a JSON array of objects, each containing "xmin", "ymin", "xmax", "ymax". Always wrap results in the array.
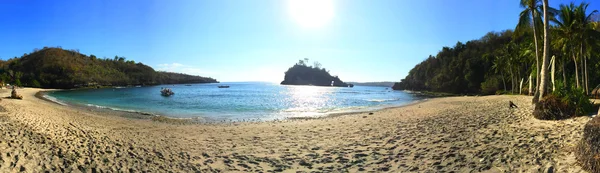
[
  {"xmin": 218, "ymin": 85, "xmax": 230, "ymax": 88},
  {"xmin": 160, "ymin": 88, "xmax": 174, "ymax": 96}
]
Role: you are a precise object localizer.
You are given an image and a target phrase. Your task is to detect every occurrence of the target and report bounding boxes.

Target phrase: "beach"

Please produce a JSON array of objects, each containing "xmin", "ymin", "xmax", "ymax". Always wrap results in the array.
[{"xmin": 0, "ymin": 88, "xmax": 590, "ymax": 172}]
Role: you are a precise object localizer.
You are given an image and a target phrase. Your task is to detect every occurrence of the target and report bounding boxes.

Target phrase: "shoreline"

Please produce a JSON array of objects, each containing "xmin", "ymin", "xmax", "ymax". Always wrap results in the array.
[
  {"xmin": 0, "ymin": 88, "xmax": 589, "ymax": 172},
  {"xmin": 36, "ymin": 90, "xmax": 204, "ymax": 125},
  {"xmin": 36, "ymin": 89, "xmax": 430, "ymax": 124},
  {"xmin": 36, "ymin": 90, "xmax": 159, "ymax": 119},
  {"xmin": 287, "ymin": 98, "xmax": 429, "ymax": 120}
]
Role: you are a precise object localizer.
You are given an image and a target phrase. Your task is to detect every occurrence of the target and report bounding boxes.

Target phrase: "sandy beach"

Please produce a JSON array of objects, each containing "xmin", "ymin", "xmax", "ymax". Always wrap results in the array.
[{"xmin": 0, "ymin": 88, "xmax": 591, "ymax": 172}]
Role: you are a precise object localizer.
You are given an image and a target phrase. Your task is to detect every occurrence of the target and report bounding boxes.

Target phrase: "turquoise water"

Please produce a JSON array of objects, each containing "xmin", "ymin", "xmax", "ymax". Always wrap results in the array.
[{"xmin": 46, "ymin": 82, "xmax": 424, "ymax": 121}]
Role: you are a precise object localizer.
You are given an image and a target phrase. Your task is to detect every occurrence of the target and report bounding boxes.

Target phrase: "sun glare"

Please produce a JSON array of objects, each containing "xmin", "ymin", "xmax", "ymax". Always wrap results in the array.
[{"xmin": 288, "ymin": 0, "xmax": 335, "ymax": 28}]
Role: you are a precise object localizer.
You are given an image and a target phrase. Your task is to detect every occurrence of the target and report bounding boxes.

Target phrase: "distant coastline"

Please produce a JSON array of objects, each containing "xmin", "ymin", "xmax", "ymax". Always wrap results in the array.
[{"xmin": 347, "ymin": 82, "xmax": 395, "ymax": 87}]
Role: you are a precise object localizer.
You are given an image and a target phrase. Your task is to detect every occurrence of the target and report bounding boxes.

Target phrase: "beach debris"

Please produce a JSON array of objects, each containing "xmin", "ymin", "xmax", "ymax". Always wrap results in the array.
[
  {"xmin": 369, "ymin": 112, "xmax": 374, "ymax": 115},
  {"xmin": 11, "ymin": 88, "xmax": 23, "ymax": 99},
  {"xmin": 509, "ymin": 101, "xmax": 518, "ymax": 108}
]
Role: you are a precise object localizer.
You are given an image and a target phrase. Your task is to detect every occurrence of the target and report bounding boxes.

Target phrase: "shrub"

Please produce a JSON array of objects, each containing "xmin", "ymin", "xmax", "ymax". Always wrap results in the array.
[
  {"xmin": 480, "ymin": 77, "xmax": 500, "ymax": 95},
  {"xmin": 495, "ymin": 90, "xmax": 510, "ymax": 95},
  {"xmin": 534, "ymin": 82, "xmax": 593, "ymax": 120},
  {"xmin": 553, "ymin": 81, "xmax": 593, "ymax": 116},
  {"xmin": 533, "ymin": 95, "xmax": 573, "ymax": 120},
  {"xmin": 31, "ymin": 79, "xmax": 41, "ymax": 88}
]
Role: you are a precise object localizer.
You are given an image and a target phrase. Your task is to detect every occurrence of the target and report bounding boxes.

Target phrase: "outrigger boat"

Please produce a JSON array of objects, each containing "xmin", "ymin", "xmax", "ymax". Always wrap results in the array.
[
  {"xmin": 217, "ymin": 85, "xmax": 230, "ymax": 88},
  {"xmin": 160, "ymin": 88, "xmax": 174, "ymax": 96}
]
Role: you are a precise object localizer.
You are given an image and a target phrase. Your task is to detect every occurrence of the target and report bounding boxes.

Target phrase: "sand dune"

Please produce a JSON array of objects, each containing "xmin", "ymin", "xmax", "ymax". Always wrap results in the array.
[{"xmin": 0, "ymin": 88, "xmax": 589, "ymax": 172}]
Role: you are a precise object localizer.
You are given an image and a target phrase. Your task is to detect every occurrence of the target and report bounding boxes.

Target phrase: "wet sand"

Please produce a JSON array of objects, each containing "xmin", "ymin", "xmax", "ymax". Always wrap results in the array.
[{"xmin": 0, "ymin": 88, "xmax": 589, "ymax": 172}]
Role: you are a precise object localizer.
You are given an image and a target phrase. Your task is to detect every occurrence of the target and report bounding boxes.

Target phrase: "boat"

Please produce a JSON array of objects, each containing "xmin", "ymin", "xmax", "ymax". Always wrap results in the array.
[
  {"xmin": 218, "ymin": 85, "xmax": 230, "ymax": 88},
  {"xmin": 160, "ymin": 88, "xmax": 174, "ymax": 96}
]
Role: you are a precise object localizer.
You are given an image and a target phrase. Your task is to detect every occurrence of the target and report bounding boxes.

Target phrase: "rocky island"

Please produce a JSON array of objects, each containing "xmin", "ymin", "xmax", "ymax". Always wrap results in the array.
[{"xmin": 281, "ymin": 59, "xmax": 352, "ymax": 87}]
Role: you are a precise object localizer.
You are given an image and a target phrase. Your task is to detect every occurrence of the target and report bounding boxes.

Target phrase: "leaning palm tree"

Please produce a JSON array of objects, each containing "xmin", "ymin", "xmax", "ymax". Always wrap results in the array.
[
  {"xmin": 538, "ymin": 0, "xmax": 551, "ymax": 101},
  {"xmin": 516, "ymin": 0, "xmax": 543, "ymax": 99}
]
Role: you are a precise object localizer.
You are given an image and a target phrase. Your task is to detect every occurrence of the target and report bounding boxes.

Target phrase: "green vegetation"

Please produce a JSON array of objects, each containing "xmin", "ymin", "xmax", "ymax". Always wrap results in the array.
[
  {"xmin": 393, "ymin": 0, "xmax": 598, "ymax": 121},
  {"xmin": 392, "ymin": 30, "xmax": 515, "ymax": 94},
  {"xmin": 552, "ymin": 81, "xmax": 593, "ymax": 116},
  {"xmin": 281, "ymin": 58, "xmax": 351, "ymax": 87},
  {"xmin": 393, "ymin": 2, "xmax": 599, "ymax": 101},
  {"xmin": 0, "ymin": 47, "xmax": 217, "ymax": 89},
  {"xmin": 533, "ymin": 81, "xmax": 593, "ymax": 120},
  {"xmin": 347, "ymin": 82, "xmax": 395, "ymax": 87}
]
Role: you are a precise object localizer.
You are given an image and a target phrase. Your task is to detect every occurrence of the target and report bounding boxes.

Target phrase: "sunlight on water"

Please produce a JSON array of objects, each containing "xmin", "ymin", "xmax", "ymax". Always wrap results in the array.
[{"xmin": 282, "ymin": 86, "xmax": 334, "ymax": 117}]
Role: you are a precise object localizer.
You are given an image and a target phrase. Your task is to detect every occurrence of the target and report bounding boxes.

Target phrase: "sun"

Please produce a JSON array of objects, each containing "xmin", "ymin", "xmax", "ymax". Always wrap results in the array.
[{"xmin": 288, "ymin": 0, "xmax": 335, "ymax": 28}]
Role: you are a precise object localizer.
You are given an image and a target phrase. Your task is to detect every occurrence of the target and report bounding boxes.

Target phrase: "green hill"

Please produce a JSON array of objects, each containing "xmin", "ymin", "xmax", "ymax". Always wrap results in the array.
[{"xmin": 0, "ymin": 47, "xmax": 217, "ymax": 88}]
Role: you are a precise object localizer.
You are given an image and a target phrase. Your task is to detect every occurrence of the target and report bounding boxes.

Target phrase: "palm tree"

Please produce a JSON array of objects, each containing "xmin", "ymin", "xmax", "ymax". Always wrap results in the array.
[
  {"xmin": 584, "ymin": 21, "xmax": 600, "ymax": 94},
  {"xmin": 573, "ymin": 2, "xmax": 598, "ymax": 94},
  {"xmin": 553, "ymin": 2, "xmax": 599, "ymax": 92},
  {"xmin": 538, "ymin": 0, "xmax": 551, "ymax": 101},
  {"xmin": 553, "ymin": 3, "xmax": 579, "ymax": 89},
  {"xmin": 517, "ymin": 0, "xmax": 543, "ymax": 99}
]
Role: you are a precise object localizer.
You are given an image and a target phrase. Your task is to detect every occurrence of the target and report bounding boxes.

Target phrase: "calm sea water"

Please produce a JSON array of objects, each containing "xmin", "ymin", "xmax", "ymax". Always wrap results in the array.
[{"xmin": 46, "ymin": 82, "xmax": 424, "ymax": 121}]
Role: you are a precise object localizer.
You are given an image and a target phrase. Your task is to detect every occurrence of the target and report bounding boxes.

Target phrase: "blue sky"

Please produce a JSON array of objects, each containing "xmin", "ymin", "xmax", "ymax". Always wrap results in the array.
[{"xmin": 0, "ymin": 0, "xmax": 597, "ymax": 82}]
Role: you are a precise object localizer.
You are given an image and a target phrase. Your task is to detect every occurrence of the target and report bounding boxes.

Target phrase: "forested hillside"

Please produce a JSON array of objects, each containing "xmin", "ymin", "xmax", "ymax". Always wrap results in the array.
[
  {"xmin": 0, "ymin": 47, "xmax": 217, "ymax": 88},
  {"xmin": 394, "ymin": 17, "xmax": 600, "ymax": 95},
  {"xmin": 392, "ymin": 30, "xmax": 516, "ymax": 94}
]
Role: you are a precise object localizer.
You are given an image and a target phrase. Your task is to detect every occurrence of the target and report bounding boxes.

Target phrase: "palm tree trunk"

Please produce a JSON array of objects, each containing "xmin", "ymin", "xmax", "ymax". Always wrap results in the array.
[
  {"xmin": 538, "ymin": 0, "xmax": 550, "ymax": 101},
  {"xmin": 580, "ymin": 43, "xmax": 585, "ymax": 91},
  {"xmin": 562, "ymin": 58, "xmax": 566, "ymax": 87},
  {"xmin": 532, "ymin": 9, "xmax": 541, "ymax": 101},
  {"xmin": 519, "ymin": 70, "xmax": 523, "ymax": 94},
  {"xmin": 573, "ymin": 52, "xmax": 580, "ymax": 88},
  {"xmin": 510, "ymin": 66, "xmax": 514, "ymax": 94},
  {"xmin": 585, "ymin": 56, "xmax": 589, "ymax": 94},
  {"xmin": 529, "ymin": 74, "xmax": 533, "ymax": 95},
  {"xmin": 501, "ymin": 72, "xmax": 506, "ymax": 91},
  {"xmin": 551, "ymin": 55, "xmax": 555, "ymax": 92}
]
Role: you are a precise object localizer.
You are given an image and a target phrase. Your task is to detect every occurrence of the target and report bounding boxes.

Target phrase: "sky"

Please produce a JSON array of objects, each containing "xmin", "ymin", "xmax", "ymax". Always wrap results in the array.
[{"xmin": 0, "ymin": 0, "xmax": 598, "ymax": 82}]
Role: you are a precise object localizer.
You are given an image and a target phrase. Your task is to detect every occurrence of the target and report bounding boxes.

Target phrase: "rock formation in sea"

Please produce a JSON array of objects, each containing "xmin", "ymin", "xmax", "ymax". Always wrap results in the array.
[{"xmin": 280, "ymin": 59, "xmax": 351, "ymax": 87}]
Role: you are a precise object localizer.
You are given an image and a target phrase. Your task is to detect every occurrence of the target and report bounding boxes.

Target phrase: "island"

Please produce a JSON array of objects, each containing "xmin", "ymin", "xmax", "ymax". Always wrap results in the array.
[
  {"xmin": 280, "ymin": 59, "xmax": 352, "ymax": 87},
  {"xmin": 0, "ymin": 47, "xmax": 218, "ymax": 89}
]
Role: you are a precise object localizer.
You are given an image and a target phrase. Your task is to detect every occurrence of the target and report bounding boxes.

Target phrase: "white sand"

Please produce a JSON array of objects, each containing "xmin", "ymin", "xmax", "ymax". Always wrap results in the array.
[{"xmin": 0, "ymin": 88, "xmax": 589, "ymax": 172}]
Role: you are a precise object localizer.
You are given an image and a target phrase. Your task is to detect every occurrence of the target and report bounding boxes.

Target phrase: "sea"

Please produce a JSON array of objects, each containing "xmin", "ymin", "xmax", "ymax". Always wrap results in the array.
[{"xmin": 46, "ymin": 82, "xmax": 425, "ymax": 121}]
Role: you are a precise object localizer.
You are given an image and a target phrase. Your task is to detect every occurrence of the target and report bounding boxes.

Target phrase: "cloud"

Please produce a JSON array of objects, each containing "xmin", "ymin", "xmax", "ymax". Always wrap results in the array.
[{"xmin": 155, "ymin": 63, "xmax": 215, "ymax": 76}]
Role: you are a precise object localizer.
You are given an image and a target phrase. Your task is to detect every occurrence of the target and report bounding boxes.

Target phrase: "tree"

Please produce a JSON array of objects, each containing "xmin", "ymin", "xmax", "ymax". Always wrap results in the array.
[
  {"xmin": 313, "ymin": 61, "xmax": 322, "ymax": 69},
  {"xmin": 517, "ymin": 0, "xmax": 543, "ymax": 99},
  {"xmin": 537, "ymin": 0, "xmax": 551, "ymax": 101},
  {"xmin": 554, "ymin": 3, "xmax": 579, "ymax": 89},
  {"xmin": 574, "ymin": 2, "xmax": 599, "ymax": 94}
]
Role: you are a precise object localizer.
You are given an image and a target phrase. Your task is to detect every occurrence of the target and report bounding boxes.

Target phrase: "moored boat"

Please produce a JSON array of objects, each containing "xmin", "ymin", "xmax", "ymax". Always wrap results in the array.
[
  {"xmin": 218, "ymin": 85, "xmax": 230, "ymax": 88},
  {"xmin": 160, "ymin": 88, "xmax": 174, "ymax": 96}
]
